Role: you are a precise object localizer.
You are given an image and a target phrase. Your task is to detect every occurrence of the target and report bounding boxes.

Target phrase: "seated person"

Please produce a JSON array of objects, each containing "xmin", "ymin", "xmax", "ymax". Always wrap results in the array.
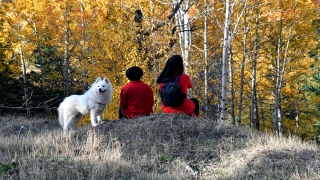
[
  {"xmin": 119, "ymin": 66, "xmax": 154, "ymax": 119},
  {"xmin": 156, "ymin": 55, "xmax": 199, "ymax": 117}
]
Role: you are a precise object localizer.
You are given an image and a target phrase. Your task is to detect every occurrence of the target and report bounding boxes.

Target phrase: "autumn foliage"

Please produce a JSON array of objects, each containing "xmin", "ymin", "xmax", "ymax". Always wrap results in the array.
[{"xmin": 0, "ymin": 0, "xmax": 319, "ymax": 141}]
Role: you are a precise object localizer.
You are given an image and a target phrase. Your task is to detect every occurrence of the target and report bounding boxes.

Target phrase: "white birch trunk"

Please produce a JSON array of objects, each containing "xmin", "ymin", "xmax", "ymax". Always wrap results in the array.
[
  {"xmin": 276, "ymin": 6, "xmax": 295, "ymax": 135},
  {"xmin": 250, "ymin": 12, "xmax": 259, "ymax": 130},
  {"xmin": 173, "ymin": 0, "xmax": 191, "ymax": 69},
  {"xmin": 273, "ymin": 18, "xmax": 283, "ymax": 136},
  {"xmin": 220, "ymin": 0, "xmax": 231, "ymax": 122},
  {"xmin": 229, "ymin": 46, "xmax": 235, "ymax": 125},
  {"xmin": 237, "ymin": 8, "xmax": 247, "ymax": 126},
  {"xmin": 204, "ymin": 0, "xmax": 208, "ymax": 118}
]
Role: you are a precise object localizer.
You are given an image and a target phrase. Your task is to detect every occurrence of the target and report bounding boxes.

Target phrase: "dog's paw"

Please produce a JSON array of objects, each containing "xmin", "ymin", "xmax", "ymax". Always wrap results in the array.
[{"xmin": 100, "ymin": 121, "xmax": 106, "ymax": 125}]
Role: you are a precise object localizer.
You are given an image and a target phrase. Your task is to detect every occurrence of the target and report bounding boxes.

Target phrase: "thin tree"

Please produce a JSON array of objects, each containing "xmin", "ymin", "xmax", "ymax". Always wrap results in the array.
[
  {"xmin": 220, "ymin": 0, "xmax": 247, "ymax": 122},
  {"xmin": 220, "ymin": 0, "xmax": 231, "ymax": 122},
  {"xmin": 237, "ymin": 6, "xmax": 252, "ymax": 126},
  {"xmin": 63, "ymin": 1, "xmax": 71, "ymax": 97},
  {"xmin": 19, "ymin": 46, "xmax": 30, "ymax": 118},
  {"xmin": 79, "ymin": 0, "xmax": 88, "ymax": 92},
  {"xmin": 173, "ymin": 0, "xmax": 191, "ymax": 68},
  {"xmin": 250, "ymin": 9, "xmax": 260, "ymax": 130},
  {"xmin": 273, "ymin": 4, "xmax": 295, "ymax": 136},
  {"xmin": 273, "ymin": 16, "xmax": 283, "ymax": 136},
  {"xmin": 229, "ymin": 45, "xmax": 236, "ymax": 125},
  {"xmin": 204, "ymin": 0, "xmax": 209, "ymax": 117}
]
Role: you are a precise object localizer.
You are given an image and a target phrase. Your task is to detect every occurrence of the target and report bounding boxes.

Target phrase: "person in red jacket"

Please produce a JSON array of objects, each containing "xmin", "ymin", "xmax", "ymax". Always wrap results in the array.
[
  {"xmin": 119, "ymin": 66, "xmax": 154, "ymax": 119},
  {"xmin": 156, "ymin": 55, "xmax": 199, "ymax": 116}
]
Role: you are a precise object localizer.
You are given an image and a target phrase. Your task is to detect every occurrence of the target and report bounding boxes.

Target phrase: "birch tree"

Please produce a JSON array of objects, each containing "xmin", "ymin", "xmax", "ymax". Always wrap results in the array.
[
  {"xmin": 237, "ymin": 6, "xmax": 249, "ymax": 126},
  {"xmin": 203, "ymin": 0, "xmax": 209, "ymax": 117},
  {"xmin": 220, "ymin": 0, "xmax": 231, "ymax": 121},
  {"xmin": 173, "ymin": 0, "xmax": 191, "ymax": 68},
  {"xmin": 63, "ymin": 1, "xmax": 71, "ymax": 97},
  {"xmin": 250, "ymin": 9, "xmax": 260, "ymax": 130},
  {"xmin": 220, "ymin": 0, "xmax": 247, "ymax": 122}
]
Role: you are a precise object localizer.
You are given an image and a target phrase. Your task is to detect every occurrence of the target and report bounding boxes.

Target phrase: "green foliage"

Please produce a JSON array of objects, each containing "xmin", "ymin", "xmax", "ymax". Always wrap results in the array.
[{"xmin": 0, "ymin": 162, "xmax": 18, "ymax": 174}]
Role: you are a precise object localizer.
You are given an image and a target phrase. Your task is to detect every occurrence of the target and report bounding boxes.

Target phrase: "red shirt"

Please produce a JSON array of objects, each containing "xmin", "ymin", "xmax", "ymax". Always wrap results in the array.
[
  {"xmin": 120, "ymin": 80, "xmax": 154, "ymax": 118},
  {"xmin": 159, "ymin": 74, "xmax": 195, "ymax": 116}
]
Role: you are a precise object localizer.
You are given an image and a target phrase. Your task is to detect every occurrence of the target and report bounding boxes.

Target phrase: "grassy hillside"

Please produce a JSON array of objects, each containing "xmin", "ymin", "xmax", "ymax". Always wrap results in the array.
[{"xmin": 0, "ymin": 114, "xmax": 319, "ymax": 179}]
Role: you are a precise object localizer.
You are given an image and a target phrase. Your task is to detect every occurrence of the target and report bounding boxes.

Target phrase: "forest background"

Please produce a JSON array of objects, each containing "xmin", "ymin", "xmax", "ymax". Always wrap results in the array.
[{"xmin": 0, "ymin": 0, "xmax": 320, "ymax": 142}]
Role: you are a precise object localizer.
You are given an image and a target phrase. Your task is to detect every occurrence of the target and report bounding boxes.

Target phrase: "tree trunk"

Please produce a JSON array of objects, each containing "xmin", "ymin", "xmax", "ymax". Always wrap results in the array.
[
  {"xmin": 134, "ymin": 9, "xmax": 144, "ymax": 62},
  {"xmin": 20, "ymin": 47, "xmax": 30, "ymax": 118},
  {"xmin": 79, "ymin": 0, "xmax": 89, "ymax": 92},
  {"xmin": 237, "ymin": 7, "xmax": 250, "ymax": 126},
  {"xmin": 32, "ymin": 21, "xmax": 50, "ymax": 116},
  {"xmin": 276, "ymin": 4, "xmax": 295, "ymax": 135},
  {"xmin": 63, "ymin": 1, "xmax": 70, "ymax": 97},
  {"xmin": 173, "ymin": 0, "xmax": 191, "ymax": 69},
  {"xmin": 229, "ymin": 46, "xmax": 235, "ymax": 125},
  {"xmin": 273, "ymin": 18, "xmax": 283, "ymax": 136},
  {"xmin": 250, "ymin": 11, "xmax": 260, "ymax": 130},
  {"xmin": 220, "ymin": 0, "xmax": 230, "ymax": 122},
  {"xmin": 204, "ymin": 0, "xmax": 208, "ymax": 118},
  {"xmin": 33, "ymin": 22, "xmax": 46, "ymax": 96}
]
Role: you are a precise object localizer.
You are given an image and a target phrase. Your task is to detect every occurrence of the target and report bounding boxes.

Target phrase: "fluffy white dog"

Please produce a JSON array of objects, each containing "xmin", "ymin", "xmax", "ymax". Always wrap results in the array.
[{"xmin": 58, "ymin": 77, "xmax": 112, "ymax": 135}]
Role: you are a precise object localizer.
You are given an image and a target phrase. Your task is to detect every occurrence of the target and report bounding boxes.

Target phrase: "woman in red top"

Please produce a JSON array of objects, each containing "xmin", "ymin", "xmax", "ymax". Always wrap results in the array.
[
  {"xmin": 156, "ymin": 55, "xmax": 199, "ymax": 116},
  {"xmin": 119, "ymin": 66, "xmax": 154, "ymax": 119}
]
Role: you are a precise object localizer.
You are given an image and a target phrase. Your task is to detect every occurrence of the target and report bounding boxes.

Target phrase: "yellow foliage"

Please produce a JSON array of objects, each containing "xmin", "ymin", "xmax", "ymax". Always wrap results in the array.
[{"xmin": 0, "ymin": 0, "xmax": 319, "ymax": 140}]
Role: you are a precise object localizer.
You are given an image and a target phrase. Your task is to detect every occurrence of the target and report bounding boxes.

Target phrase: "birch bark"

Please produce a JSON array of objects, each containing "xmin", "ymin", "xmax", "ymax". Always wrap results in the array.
[
  {"xmin": 250, "ymin": 11, "xmax": 260, "ymax": 130},
  {"xmin": 220, "ymin": 0, "xmax": 230, "ymax": 121},
  {"xmin": 173, "ymin": 0, "xmax": 191, "ymax": 69},
  {"xmin": 204, "ymin": 0, "xmax": 208, "ymax": 117}
]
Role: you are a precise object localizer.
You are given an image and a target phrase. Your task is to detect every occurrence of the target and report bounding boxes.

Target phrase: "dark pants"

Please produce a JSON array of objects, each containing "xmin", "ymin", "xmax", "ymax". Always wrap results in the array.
[
  {"xmin": 119, "ymin": 108, "xmax": 125, "ymax": 119},
  {"xmin": 190, "ymin": 98, "xmax": 199, "ymax": 116}
]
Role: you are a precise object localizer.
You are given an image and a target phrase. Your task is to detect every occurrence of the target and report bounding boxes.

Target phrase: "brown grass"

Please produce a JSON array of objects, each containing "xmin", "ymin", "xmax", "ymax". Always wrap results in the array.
[{"xmin": 0, "ymin": 114, "xmax": 319, "ymax": 180}]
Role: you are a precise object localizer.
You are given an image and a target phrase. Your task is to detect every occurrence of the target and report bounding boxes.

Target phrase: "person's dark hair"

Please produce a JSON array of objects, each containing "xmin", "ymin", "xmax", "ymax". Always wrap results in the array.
[
  {"xmin": 126, "ymin": 66, "xmax": 143, "ymax": 80},
  {"xmin": 156, "ymin": 55, "xmax": 184, "ymax": 83}
]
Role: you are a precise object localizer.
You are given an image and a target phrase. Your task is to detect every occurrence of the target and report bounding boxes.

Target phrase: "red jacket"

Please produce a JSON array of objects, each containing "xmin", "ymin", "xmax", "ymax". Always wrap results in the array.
[
  {"xmin": 159, "ymin": 74, "xmax": 195, "ymax": 116},
  {"xmin": 120, "ymin": 80, "xmax": 154, "ymax": 118}
]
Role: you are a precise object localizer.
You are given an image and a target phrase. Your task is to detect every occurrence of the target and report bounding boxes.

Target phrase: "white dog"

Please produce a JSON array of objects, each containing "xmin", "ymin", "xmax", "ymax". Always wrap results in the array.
[{"xmin": 58, "ymin": 77, "xmax": 112, "ymax": 135}]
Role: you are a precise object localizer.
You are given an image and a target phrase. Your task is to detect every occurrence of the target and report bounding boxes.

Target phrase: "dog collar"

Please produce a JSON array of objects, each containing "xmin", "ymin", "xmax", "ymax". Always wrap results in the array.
[{"xmin": 89, "ymin": 98, "xmax": 106, "ymax": 106}]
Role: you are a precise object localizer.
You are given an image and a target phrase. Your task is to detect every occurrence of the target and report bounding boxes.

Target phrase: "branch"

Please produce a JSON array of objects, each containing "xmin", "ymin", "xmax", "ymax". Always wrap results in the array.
[
  {"xmin": 168, "ymin": 0, "xmax": 184, "ymax": 20},
  {"xmin": 37, "ymin": 94, "xmax": 60, "ymax": 107}
]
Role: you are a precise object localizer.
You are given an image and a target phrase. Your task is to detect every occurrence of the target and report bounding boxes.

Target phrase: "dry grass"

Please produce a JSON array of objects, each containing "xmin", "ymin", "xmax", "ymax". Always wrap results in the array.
[{"xmin": 0, "ymin": 114, "xmax": 319, "ymax": 180}]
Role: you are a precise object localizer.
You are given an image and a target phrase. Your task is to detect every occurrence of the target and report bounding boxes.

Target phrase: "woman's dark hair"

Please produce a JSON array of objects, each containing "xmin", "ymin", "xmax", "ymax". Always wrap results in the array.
[{"xmin": 156, "ymin": 55, "xmax": 184, "ymax": 83}]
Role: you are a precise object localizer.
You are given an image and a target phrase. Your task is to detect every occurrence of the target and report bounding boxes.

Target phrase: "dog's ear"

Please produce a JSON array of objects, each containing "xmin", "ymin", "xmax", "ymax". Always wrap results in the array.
[
  {"xmin": 103, "ymin": 77, "xmax": 110, "ymax": 83},
  {"xmin": 95, "ymin": 77, "xmax": 101, "ymax": 83}
]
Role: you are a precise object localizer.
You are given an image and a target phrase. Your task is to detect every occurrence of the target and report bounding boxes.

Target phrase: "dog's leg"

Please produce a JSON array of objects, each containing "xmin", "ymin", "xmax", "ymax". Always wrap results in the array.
[
  {"xmin": 95, "ymin": 109, "xmax": 105, "ymax": 125},
  {"xmin": 72, "ymin": 113, "xmax": 83, "ymax": 130},
  {"xmin": 63, "ymin": 115, "xmax": 73, "ymax": 135},
  {"xmin": 69, "ymin": 121, "xmax": 76, "ymax": 131},
  {"xmin": 60, "ymin": 111, "xmax": 70, "ymax": 136},
  {"xmin": 63, "ymin": 113, "xmax": 75, "ymax": 134},
  {"xmin": 96, "ymin": 112, "xmax": 103, "ymax": 125},
  {"xmin": 63, "ymin": 121, "xmax": 69, "ymax": 136},
  {"xmin": 90, "ymin": 110, "xmax": 98, "ymax": 127}
]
